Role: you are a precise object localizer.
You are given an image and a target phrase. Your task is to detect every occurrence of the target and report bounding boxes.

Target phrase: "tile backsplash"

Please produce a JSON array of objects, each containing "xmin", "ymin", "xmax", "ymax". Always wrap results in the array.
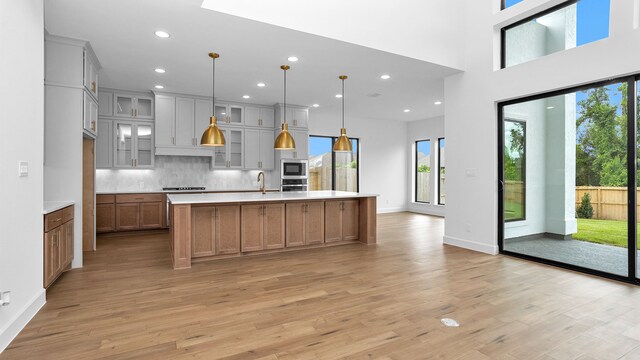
[{"xmin": 96, "ymin": 156, "xmax": 274, "ymax": 192}]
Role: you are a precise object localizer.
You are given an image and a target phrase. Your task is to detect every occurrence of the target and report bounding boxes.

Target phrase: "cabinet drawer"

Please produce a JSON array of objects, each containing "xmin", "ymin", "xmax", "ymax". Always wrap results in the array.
[
  {"xmin": 63, "ymin": 205, "xmax": 74, "ymax": 222},
  {"xmin": 116, "ymin": 194, "xmax": 163, "ymax": 203},
  {"xmin": 96, "ymin": 194, "xmax": 115, "ymax": 204},
  {"xmin": 44, "ymin": 210, "xmax": 64, "ymax": 232}
]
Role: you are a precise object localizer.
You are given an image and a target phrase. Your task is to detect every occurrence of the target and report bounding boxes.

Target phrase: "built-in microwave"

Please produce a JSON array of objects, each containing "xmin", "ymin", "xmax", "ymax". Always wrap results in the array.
[{"xmin": 281, "ymin": 159, "xmax": 308, "ymax": 179}]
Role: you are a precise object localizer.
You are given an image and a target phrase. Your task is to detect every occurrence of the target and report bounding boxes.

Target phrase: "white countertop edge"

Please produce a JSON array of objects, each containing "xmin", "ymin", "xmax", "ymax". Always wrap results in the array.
[
  {"xmin": 43, "ymin": 201, "xmax": 75, "ymax": 214},
  {"xmin": 96, "ymin": 188, "xmax": 280, "ymax": 195},
  {"xmin": 167, "ymin": 191, "xmax": 379, "ymax": 205}
]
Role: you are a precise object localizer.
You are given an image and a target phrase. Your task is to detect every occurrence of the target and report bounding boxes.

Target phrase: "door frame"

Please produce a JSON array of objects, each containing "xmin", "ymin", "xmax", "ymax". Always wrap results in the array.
[{"xmin": 497, "ymin": 75, "xmax": 639, "ymax": 284}]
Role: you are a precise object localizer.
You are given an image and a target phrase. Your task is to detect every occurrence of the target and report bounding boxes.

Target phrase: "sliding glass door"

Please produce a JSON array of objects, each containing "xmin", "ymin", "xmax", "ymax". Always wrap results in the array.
[{"xmin": 499, "ymin": 78, "xmax": 638, "ymax": 282}]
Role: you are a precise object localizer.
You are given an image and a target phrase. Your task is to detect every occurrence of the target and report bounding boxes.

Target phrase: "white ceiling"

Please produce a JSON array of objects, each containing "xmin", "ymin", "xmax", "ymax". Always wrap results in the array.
[{"xmin": 44, "ymin": 0, "xmax": 461, "ymax": 122}]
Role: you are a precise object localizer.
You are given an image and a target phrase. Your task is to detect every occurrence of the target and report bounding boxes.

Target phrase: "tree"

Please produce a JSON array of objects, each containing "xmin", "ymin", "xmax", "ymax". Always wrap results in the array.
[
  {"xmin": 576, "ymin": 85, "xmax": 627, "ymax": 187},
  {"xmin": 576, "ymin": 193, "xmax": 593, "ymax": 219},
  {"xmin": 417, "ymin": 164, "xmax": 430, "ymax": 173}
]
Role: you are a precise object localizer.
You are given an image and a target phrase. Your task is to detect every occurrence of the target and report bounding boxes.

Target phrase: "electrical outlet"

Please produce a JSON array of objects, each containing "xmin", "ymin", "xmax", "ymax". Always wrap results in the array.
[
  {"xmin": 1, "ymin": 291, "xmax": 11, "ymax": 306},
  {"xmin": 18, "ymin": 161, "xmax": 28, "ymax": 177}
]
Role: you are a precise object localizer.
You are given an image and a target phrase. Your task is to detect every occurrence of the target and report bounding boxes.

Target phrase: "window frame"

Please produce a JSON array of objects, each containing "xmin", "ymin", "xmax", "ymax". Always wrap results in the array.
[
  {"xmin": 500, "ymin": 0, "xmax": 579, "ymax": 69},
  {"xmin": 437, "ymin": 137, "xmax": 446, "ymax": 205},
  {"xmin": 503, "ymin": 119, "xmax": 527, "ymax": 222},
  {"xmin": 308, "ymin": 135, "xmax": 360, "ymax": 192},
  {"xmin": 414, "ymin": 139, "xmax": 432, "ymax": 204}
]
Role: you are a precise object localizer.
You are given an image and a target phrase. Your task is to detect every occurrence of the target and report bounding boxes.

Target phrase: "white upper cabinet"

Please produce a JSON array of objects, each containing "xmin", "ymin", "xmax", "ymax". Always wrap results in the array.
[
  {"xmin": 175, "ymin": 97, "xmax": 195, "ymax": 147},
  {"xmin": 245, "ymin": 106, "xmax": 275, "ymax": 128},
  {"xmin": 195, "ymin": 99, "xmax": 213, "ymax": 142},
  {"xmin": 96, "ymin": 119, "xmax": 112, "ymax": 169},
  {"xmin": 212, "ymin": 128, "xmax": 244, "ymax": 169},
  {"xmin": 276, "ymin": 129, "xmax": 309, "ymax": 160},
  {"xmin": 215, "ymin": 103, "xmax": 243, "ymax": 125},
  {"xmin": 98, "ymin": 91, "xmax": 113, "ymax": 117},
  {"xmin": 114, "ymin": 121, "xmax": 154, "ymax": 169},
  {"xmin": 83, "ymin": 92, "xmax": 98, "ymax": 136},
  {"xmin": 244, "ymin": 129, "xmax": 275, "ymax": 170},
  {"xmin": 275, "ymin": 104, "xmax": 309, "ymax": 129},
  {"xmin": 84, "ymin": 49, "xmax": 99, "ymax": 99},
  {"xmin": 154, "ymin": 95, "xmax": 175, "ymax": 147},
  {"xmin": 114, "ymin": 93, "xmax": 154, "ymax": 119}
]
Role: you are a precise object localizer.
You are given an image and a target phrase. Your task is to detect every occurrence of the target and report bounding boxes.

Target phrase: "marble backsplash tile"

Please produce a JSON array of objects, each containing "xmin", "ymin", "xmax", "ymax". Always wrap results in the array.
[{"xmin": 96, "ymin": 156, "xmax": 274, "ymax": 192}]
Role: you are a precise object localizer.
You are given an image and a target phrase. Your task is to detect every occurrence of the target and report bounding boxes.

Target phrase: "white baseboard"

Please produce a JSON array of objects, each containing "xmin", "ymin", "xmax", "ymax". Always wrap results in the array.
[
  {"xmin": 0, "ymin": 289, "xmax": 46, "ymax": 353},
  {"xmin": 443, "ymin": 235, "xmax": 498, "ymax": 255},
  {"xmin": 377, "ymin": 207, "xmax": 407, "ymax": 214}
]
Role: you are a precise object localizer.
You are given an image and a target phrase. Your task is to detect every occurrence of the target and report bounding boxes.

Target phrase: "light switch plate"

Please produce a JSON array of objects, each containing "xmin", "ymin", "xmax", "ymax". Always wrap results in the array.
[{"xmin": 18, "ymin": 162, "xmax": 28, "ymax": 177}]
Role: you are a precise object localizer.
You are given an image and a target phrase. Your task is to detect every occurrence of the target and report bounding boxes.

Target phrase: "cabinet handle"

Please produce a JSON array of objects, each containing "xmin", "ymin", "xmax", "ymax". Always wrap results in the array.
[
  {"xmin": 135, "ymin": 109, "xmax": 138, "ymax": 117},
  {"xmin": 135, "ymin": 159, "xmax": 137, "ymax": 167},
  {"xmin": 131, "ymin": 109, "xmax": 134, "ymax": 116},
  {"xmin": 91, "ymin": 81, "xmax": 96, "ymax": 93},
  {"xmin": 172, "ymin": 137, "xmax": 175, "ymax": 145},
  {"xmin": 294, "ymin": 119, "xmax": 297, "ymax": 126},
  {"xmin": 91, "ymin": 120, "xmax": 96, "ymax": 131}
]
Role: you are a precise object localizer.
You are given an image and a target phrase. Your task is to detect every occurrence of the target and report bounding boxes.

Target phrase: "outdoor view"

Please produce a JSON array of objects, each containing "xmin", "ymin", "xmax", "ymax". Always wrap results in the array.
[
  {"xmin": 308, "ymin": 136, "xmax": 358, "ymax": 192},
  {"xmin": 438, "ymin": 139, "xmax": 446, "ymax": 205},
  {"xmin": 416, "ymin": 140, "xmax": 431, "ymax": 203}
]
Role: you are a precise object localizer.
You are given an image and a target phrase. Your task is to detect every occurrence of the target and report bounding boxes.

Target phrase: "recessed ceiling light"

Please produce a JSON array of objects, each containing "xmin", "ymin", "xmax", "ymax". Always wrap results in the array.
[
  {"xmin": 403, "ymin": 109, "xmax": 411, "ymax": 113},
  {"xmin": 221, "ymin": 112, "xmax": 226, "ymax": 115},
  {"xmin": 257, "ymin": 82, "xmax": 266, "ymax": 87},
  {"xmin": 380, "ymin": 74, "xmax": 391, "ymax": 80},
  {"xmin": 312, "ymin": 104, "xmax": 320, "ymax": 107},
  {"xmin": 546, "ymin": 106, "xmax": 555, "ymax": 109},
  {"xmin": 434, "ymin": 101, "xmax": 442, "ymax": 105},
  {"xmin": 154, "ymin": 68, "xmax": 166, "ymax": 73},
  {"xmin": 154, "ymin": 85, "xmax": 164, "ymax": 89},
  {"xmin": 288, "ymin": 56, "xmax": 299, "ymax": 62},
  {"xmin": 154, "ymin": 30, "xmax": 170, "ymax": 38},
  {"xmin": 335, "ymin": 94, "xmax": 343, "ymax": 98},
  {"xmin": 243, "ymin": 95, "xmax": 251, "ymax": 99}
]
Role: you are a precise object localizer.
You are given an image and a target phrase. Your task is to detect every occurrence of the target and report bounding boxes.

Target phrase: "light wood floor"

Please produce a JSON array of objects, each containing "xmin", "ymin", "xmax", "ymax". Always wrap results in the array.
[{"xmin": 4, "ymin": 212, "xmax": 640, "ymax": 359}]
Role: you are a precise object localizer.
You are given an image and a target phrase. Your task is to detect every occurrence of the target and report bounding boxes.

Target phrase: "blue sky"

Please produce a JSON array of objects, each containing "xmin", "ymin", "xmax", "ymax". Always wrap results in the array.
[{"xmin": 309, "ymin": 136, "xmax": 359, "ymax": 157}]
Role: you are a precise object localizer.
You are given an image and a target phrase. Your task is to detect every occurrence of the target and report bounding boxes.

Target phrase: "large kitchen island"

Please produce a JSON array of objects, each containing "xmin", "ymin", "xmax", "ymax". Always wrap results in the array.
[{"xmin": 167, "ymin": 191, "xmax": 378, "ymax": 269}]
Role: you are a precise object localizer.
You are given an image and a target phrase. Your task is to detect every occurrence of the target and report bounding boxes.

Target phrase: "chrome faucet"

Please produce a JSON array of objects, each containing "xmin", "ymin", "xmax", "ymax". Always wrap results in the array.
[{"xmin": 257, "ymin": 171, "xmax": 266, "ymax": 194}]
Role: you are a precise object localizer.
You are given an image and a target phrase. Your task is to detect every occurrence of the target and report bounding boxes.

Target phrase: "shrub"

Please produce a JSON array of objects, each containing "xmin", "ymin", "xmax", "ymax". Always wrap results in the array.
[{"xmin": 576, "ymin": 193, "xmax": 593, "ymax": 219}]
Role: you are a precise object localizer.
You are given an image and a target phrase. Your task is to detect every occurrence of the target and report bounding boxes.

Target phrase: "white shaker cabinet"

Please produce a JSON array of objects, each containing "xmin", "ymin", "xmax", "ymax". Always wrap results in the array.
[
  {"xmin": 114, "ymin": 121, "xmax": 154, "ymax": 169},
  {"xmin": 245, "ymin": 106, "xmax": 275, "ymax": 128},
  {"xmin": 84, "ymin": 49, "xmax": 99, "ymax": 98},
  {"xmin": 154, "ymin": 94, "xmax": 175, "ymax": 147},
  {"xmin": 98, "ymin": 91, "xmax": 113, "ymax": 117},
  {"xmin": 214, "ymin": 103, "xmax": 243, "ymax": 125},
  {"xmin": 175, "ymin": 97, "xmax": 195, "ymax": 147},
  {"xmin": 114, "ymin": 93, "xmax": 154, "ymax": 119},
  {"xmin": 195, "ymin": 99, "xmax": 213, "ymax": 141},
  {"xmin": 83, "ymin": 92, "xmax": 98, "ymax": 136},
  {"xmin": 277, "ymin": 129, "xmax": 308, "ymax": 160},
  {"xmin": 96, "ymin": 119, "xmax": 113, "ymax": 169},
  {"xmin": 245, "ymin": 129, "xmax": 275, "ymax": 170}
]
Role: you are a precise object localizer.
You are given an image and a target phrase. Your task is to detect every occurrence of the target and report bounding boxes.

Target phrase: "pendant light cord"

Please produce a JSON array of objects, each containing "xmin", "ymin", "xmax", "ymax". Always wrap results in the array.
[
  {"xmin": 211, "ymin": 58, "xmax": 216, "ymax": 116},
  {"xmin": 283, "ymin": 68, "xmax": 287, "ymax": 124},
  {"xmin": 342, "ymin": 78, "xmax": 345, "ymax": 128}
]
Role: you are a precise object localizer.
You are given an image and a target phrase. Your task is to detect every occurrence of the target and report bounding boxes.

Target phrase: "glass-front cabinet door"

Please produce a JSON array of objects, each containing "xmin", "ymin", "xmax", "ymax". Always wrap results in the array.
[
  {"xmin": 211, "ymin": 128, "xmax": 244, "ymax": 168},
  {"xmin": 115, "ymin": 122, "xmax": 134, "ymax": 167},
  {"xmin": 136, "ymin": 123, "xmax": 153, "ymax": 168},
  {"xmin": 115, "ymin": 95, "xmax": 134, "ymax": 118},
  {"xmin": 214, "ymin": 104, "xmax": 228, "ymax": 123},
  {"xmin": 135, "ymin": 97, "xmax": 154, "ymax": 119}
]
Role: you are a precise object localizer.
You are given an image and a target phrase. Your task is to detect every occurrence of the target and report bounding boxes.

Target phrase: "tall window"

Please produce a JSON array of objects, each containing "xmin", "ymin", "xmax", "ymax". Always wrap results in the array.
[
  {"xmin": 438, "ymin": 138, "xmax": 446, "ymax": 205},
  {"xmin": 502, "ymin": 0, "xmax": 610, "ymax": 68},
  {"xmin": 309, "ymin": 135, "xmax": 359, "ymax": 192},
  {"xmin": 504, "ymin": 120, "xmax": 526, "ymax": 221},
  {"xmin": 415, "ymin": 140, "xmax": 431, "ymax": 203}
]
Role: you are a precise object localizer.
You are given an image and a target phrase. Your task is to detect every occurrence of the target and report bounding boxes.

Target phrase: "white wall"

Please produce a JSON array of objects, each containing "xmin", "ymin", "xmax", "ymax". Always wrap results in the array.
[
  {"xmin": 308, "ymin": 113, "xmax": 407, "ymax": 213},
  {"xmin": 444, "ymin": 0, "xmax": 640, "ymax": 255},
  {"xmin": 0, "ymin": 0, "xmax": 46, "ymax": 352},
  {"xmin": 406, "ymin": 116, "xmax": 445, "ymax": 216}
]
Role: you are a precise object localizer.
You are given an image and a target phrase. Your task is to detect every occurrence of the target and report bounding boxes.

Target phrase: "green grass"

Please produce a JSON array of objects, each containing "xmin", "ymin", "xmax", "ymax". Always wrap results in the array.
[
  {"xmin": 573, "ymin": 218, "xmax": 637, "ymax": 248},
  {"xmin": 504, "ymin": 200, "xmax": 524, "ymax": 221}
]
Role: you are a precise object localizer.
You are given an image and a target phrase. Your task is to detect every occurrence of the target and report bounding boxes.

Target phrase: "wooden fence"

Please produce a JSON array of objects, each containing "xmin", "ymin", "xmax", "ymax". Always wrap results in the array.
[
  {"xmin": 309, "ymin": 167, "xmax": 357, "ymax": 192},
  {"xmin": 575, "ymin": 186, "xmax": 637, "ymax": 221}
]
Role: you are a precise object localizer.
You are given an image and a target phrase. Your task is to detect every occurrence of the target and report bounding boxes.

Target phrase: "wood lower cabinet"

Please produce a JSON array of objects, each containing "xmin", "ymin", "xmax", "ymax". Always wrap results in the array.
[
  {"xmin": 191, "ymin": 205, "xmax": 240, "ymax": 258},
  {"xmin": 241, "ymin": 203, "xmax": 285, "ymax": 252},
  {"xmin": 285, "ymin": 201, "xmax": 325, "ymax": 247},
  {"xmin": 97, "ymin": 193, "xmax": 163, "ymax": 232},
  {"xmin": 325, "ymin": 200, "xmax": 359, "ymax": 243},
  {"xmin": 44, "ymin": 205, "xmax": 74, "ymax": 288}
]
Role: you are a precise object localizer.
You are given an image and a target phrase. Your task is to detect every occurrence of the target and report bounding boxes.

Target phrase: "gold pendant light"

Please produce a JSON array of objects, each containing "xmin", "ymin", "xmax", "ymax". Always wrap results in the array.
[
  {"xmin": 333, "ymin": 75, "xmax": 352, "ymax": 152},
  {"xmin": 201, "ymin": 52, "xmax": 225, "ymax": 146},
  {"xmin": 274, "ymin": 65, "xmax": 296, "ymax": 150}
]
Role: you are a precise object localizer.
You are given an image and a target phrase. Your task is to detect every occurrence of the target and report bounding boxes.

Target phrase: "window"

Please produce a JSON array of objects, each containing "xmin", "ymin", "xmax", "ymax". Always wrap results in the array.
[
  {"xmin": 438, "ymin": 138, "xmax": 446, "ymax": 205},
  {"xmin": 502, "ymin": 0, "xmax": 610, "ymax": 68},
  {"xmin": 415, "ymin": 140, "xmax": 431, "ymax": 203},
  {"xmin": 308, "ymin": 135, "xmax": 359, "ymax": 192},
  {"xmin": 502, "ymin": 0, "xmax": 524, "ymax": 9},
  {"xmin": 504, "ymin": 120, "xmax": 526, "ymax": 221}
]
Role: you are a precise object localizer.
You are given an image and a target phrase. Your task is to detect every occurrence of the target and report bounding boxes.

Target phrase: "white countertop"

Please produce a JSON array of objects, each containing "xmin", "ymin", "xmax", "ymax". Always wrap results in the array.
[
  {"xmin": 167, "ymin": 191, "xmax": 378, "ymax": 205},
  {"xmin": 96, "ymin": 188, "xmax": 280, "ymax": 195},
  {"xmin": 43, "ymin": 201, "xmax": 74, "ymax": 214}
]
